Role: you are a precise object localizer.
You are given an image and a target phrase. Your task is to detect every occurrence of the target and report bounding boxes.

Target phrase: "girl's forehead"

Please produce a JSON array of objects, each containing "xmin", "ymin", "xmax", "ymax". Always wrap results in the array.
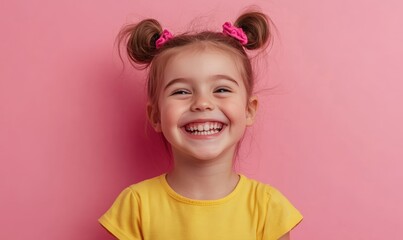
[{"xmin": 163, "ymin": 47, "xmax": 243, "ymax": 80}]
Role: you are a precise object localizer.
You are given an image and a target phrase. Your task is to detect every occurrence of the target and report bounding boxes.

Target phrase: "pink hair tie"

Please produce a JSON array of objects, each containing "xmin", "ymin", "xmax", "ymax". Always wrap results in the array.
[
  {"xmin": 155, "ymin": 29, "xmax": 174, "ymax": 49},
  {"xmin": 222, "ymin": 22, "xmax": 248, "ymax": 45}
]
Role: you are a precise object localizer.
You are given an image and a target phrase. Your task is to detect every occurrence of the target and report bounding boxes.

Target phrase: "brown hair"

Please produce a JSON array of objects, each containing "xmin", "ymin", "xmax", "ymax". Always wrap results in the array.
[{"xmin": 117, "ymin": 10, "xmax": 273, "ymax": 113}]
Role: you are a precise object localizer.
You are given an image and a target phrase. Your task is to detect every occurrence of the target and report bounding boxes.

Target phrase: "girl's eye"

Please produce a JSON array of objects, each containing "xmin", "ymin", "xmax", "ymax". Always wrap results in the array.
[
  {"xmin": 215, "ymin": 88, "xmax": 231, "ymax": 93},
  {"xmin": 171, "ymin": 90, "xmax": 190, "ymax": 95}
]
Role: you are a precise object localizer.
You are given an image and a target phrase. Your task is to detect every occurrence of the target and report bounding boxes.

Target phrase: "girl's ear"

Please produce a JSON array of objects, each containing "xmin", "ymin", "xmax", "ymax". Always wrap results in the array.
[
  {"xmin": 246, "ymin": 96, "xmax": 258, "ymax": 126},
  {"xmin": 147, "ymin": 103, "xmax": 162, "ymax": 132}
]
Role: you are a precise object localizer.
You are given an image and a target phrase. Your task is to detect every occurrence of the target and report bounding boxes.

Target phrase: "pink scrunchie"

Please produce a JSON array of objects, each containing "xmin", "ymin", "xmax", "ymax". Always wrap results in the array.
[
  {"xmin": 155, "ymin": 29, "xmax": 174, "ymax": 49},
  {"xmin": 222, "ymin": 22, "xmax": 248, "ymax": 45}
]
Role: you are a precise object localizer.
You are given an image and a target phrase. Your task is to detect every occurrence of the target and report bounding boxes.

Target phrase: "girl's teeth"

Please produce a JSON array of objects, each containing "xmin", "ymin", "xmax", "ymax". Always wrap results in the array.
[
  {"xmin": 188, "ymin": 129, "xmax": 219, "ymax": 135},
  {"xmin": 185, "ymin": 122, "xmax": 224, "ymax": 134}
]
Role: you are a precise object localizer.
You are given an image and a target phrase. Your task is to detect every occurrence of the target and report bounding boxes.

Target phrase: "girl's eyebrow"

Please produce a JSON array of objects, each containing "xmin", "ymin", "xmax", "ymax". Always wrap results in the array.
[{"xmin": 164, "ymin": 74, "xmax": 239, "ymax": 90}]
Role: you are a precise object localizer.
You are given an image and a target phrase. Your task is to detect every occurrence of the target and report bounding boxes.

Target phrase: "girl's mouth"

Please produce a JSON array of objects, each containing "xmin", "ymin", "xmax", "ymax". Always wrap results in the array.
[{"xmin": 183, "ymin": 121, "xmax": 224, "ymax": 136}]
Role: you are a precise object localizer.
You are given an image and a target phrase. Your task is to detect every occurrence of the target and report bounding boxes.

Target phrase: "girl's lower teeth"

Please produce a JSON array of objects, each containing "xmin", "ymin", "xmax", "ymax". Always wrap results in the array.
[{"xmin": 190, "ymin": 129, "xmax": 219, "ymax": 135}]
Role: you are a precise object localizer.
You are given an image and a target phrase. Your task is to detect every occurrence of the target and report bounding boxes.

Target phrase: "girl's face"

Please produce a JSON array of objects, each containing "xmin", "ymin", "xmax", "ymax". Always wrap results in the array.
[{"xmin": 149, "ymin": 47, "xmax": 258, "ymax": 163}]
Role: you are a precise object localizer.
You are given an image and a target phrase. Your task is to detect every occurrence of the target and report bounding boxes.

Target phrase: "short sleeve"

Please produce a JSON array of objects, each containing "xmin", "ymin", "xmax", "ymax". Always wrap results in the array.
[
  {"xmin": 98, "ymin": 187, "xmax": 143, "ymax": 240},
  {"xmin": 263, "ymin": 186, "xmax": 303, "ymax": 240}
]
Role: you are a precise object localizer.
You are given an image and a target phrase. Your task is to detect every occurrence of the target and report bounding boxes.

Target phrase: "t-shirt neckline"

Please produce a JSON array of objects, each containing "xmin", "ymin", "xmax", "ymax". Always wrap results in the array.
[{"xmin": 159, "ymin": 173, "xmax": 245, "ymax": 206}]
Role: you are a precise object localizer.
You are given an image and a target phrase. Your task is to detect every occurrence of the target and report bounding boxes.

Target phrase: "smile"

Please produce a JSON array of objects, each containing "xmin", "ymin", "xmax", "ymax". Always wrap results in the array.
[{"xmin": 184, "ymin": 121, "xmax": 224, "ymax": 136}]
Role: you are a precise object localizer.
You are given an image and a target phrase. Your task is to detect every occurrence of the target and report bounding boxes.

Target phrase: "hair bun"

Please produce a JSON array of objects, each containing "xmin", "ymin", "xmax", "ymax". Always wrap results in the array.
[
  {"xmin": 117, "ymin": 19, "xmax": 163, "ymax": 69},
  {"xmin": 234, "ymin": 11, "xmax": 271, "ymax": 50}
]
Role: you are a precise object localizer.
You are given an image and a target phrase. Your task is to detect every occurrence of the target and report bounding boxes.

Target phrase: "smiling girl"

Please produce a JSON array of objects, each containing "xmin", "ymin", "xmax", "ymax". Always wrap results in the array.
[{"xmin": 99, "ymin": 10, "xmax": 303, "ymax": 240}]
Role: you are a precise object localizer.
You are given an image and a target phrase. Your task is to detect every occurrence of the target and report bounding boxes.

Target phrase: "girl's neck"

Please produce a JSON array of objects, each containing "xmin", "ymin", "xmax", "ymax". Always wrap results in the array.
[{"xmin": 166, "ymin": 154, "xmax": 239, "ymax": 200}]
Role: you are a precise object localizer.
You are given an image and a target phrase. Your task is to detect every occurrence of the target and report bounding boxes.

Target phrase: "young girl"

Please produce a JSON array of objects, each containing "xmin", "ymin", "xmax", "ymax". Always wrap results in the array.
[{"xmin": 99, "ymin": 10, "xmax": 303, "ymax": 240}]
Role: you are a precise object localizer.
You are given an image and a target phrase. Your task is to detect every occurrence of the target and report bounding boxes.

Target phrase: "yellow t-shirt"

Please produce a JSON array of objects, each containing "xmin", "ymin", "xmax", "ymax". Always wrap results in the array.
[{"xmin": 99, "ymin": 174, "xmax": 303, "ymax": 240}]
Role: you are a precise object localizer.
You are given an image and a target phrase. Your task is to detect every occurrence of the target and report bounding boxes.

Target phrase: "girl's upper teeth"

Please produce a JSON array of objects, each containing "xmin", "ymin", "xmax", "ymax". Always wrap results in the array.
[{"xmin": 185, "ymin": 122, "xmax": 223, "ymax": 132}]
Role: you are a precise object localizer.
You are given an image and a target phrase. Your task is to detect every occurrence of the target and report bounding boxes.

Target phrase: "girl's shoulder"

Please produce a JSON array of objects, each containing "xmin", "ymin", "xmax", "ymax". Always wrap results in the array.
[
  {"xmin": 124, "ymin": 174, "xmax": 165, "ymax": 195},
  {"xmin": 240, "ymin": 175, "xmax": 294, "ymax": 205},
  {"xmin": 241, "ymin": 175, "xmax": 278, "ymax": 193},
  {"xmin": 241, "ymin": 174, "xmax": 303, "ymax": 235}
]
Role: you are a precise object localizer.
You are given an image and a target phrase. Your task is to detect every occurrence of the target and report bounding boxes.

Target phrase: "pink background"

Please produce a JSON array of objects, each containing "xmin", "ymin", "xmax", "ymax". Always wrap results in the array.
[{"xmin": 1, "ymin": 0, "xmax": 402, "ymax": 239}]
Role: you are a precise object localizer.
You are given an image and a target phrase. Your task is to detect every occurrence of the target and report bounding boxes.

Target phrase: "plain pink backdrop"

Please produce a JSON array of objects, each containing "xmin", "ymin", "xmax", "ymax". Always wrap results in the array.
[{"xmin": 1, "ymin": 0, "xmax": 402, "ymax": 239}]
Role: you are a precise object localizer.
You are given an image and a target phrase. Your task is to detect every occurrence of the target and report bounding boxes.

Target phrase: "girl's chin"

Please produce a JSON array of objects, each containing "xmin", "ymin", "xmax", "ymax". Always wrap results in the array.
[{"xmin": 173, "ymin": 147, "xmax": 234, "ymax": 163}]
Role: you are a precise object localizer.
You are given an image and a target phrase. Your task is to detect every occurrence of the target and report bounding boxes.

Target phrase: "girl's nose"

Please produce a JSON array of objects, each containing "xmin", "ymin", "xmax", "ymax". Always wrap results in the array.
[{"xmin": 190, "ymin": 95, "xmax": 215, "ymax": 112}]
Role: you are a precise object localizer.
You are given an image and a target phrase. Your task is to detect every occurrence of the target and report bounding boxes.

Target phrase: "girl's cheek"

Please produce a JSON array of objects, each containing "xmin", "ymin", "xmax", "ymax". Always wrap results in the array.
[
  {"xmin": 160, "ymin": 101, "xmax": 186, "ymax": 120},
  {"xmin": 223, "ymin": 99, "xmax": 247, "ymax": 110},
  {"xmin": 163, "ymin": 101, "xmax": 185, "ymax": 110}
]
